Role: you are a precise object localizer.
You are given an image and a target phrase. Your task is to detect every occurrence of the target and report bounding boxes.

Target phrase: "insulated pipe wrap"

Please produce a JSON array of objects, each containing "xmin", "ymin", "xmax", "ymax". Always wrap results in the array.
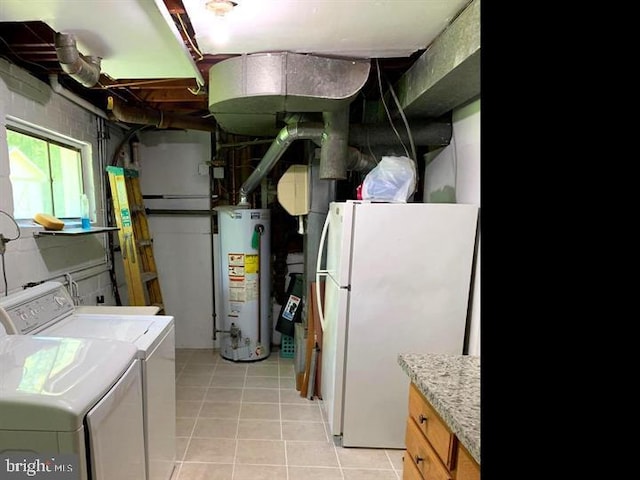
[
  {"xmin": 320, "ymin": 108, "xmax": 350, "ymax": 180},
  {"xmin": 54, "ymin": 32, "xmax": 101, "ymax": 88}
]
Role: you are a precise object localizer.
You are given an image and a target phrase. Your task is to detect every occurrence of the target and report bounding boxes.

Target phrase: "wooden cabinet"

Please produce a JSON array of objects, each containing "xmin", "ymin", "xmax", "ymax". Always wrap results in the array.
[{"xmin": 404, "ymin": 383, "xmax": 480, "ymax": 480}]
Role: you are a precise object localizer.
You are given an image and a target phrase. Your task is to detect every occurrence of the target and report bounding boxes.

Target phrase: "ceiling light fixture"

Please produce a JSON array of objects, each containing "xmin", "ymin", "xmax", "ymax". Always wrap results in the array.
[{"xmin": 205, "ymin": 0, "xmax": 237, "ymax": 16}]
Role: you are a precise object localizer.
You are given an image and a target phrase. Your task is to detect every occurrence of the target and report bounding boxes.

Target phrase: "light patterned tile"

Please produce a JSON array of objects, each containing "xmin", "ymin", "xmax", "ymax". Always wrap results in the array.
[
  {"xmin": 176, "ymin": 437, "xmax": 189, "ymax": 461},
  {"xmin": 337, "ymin": 448, "xmax": 394, "ymax": 469},
  {"xmin": 247, "ymin": 364, "xmax": 279, "ymax": 377},
  {"xmin": 183, "ymin": 438, "xmax": 236, "ymax": 463},
  {"xmin": 281, "ymin": 404, "xmax": 323, "ymax": 422},
  {"xmin": 232, "ymin": 464, "xmax": 286, "ymax": 480},
  {"xmin": 242, "ymin": 388, "xmax": 279, "ymax": 403},
  {"xmin": 244, "ymin": 376, "xmax": 280, "ymax": 388},
  {"xmin": 206, "ymin": 388, "xmax": 243, "ymax": 403},
  {"xmin": 199, "ymin": 402, "xmax": 241, "ymax": 419},
  {"xmin": 237, "ymin": 419, "xmax": 281, "ymax": 440},
  {"xmin": 239, "ymin": 403, "xmax": 280, "ymax": 420},
  {"xmin": 287, "ymin": 466, "xmax": 343, "ymax": 480},
  {"xmin": 285, "ymin": 441, "xmax": 339, "ymax": 467},
  {"xmin": 385, "ymin": 450, "xmax": 405, "ymax": 471},
  {"xmin": 177, "ymin": 373, "xmax": 213, "ymax": 387},
  {"xmin": 235, "ymin": 439, "xmax": 285, "ymax": 465},
  {"xmin": 281, "ymin": 421, "xmax": 327, "ymax": 441},
  {"xmin": 215, "ymin": 364, "xmax": 248, "ymax": 377},
  {"xmin": 176, "ymin": 417, "xmax": 196, "ymax": 437},
  {"xmin": 210, "ymin": 376, "xmax": 245, "ymax": 388},
  {"xmin": 192, "ymin": 418, "xmax": 238, "ymax": 439},
  {"xmin": 279, "ymin": 377, "xmax": 296, "ymax": 389},
  {"xmin": 177, "ymin": 462, "xmax": 233, "ymax": 480},
  {"xmin": 342, "ymin": 469, "xmax": 398, "ymax": 480},
  {"xmin": 279, "ymin": 388, "xmax": 310, "ymax": 404},
  {"xmin": 176, "ymin": 400, "xmax": 202, "ymax": 418},
  {"xmin": 176, "ymin": 386, "xmax": 207, "ymax": 402}
]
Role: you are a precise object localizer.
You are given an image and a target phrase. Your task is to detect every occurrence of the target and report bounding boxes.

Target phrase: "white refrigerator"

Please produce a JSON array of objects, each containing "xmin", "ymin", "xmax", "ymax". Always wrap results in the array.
[{"xmin": 315, "ymin": 200, "xmax": 478, "ymax": 448}]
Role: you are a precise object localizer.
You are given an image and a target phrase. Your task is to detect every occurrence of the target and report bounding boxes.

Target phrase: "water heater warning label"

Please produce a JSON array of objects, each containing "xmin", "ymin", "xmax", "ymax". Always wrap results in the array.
[
  {"xmin": 245, "ymin": 254, "xmax": 258, "ymax": 274},
  {"xmin": 228, "ymin": 253, "xmax": 244, "ymax": 266}
]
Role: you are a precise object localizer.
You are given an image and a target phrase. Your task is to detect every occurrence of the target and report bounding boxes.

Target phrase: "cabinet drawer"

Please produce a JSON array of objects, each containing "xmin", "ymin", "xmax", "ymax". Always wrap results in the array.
[
  {"xmin": 408, "ymin": 383, "xmax": 456, "ymax": 469},
  {"xmin": 405, "ymin": 417, "xmax": 452, "ymax": 480},
  {"xmin": 403, "ymin": 450, "xmax": 424, "ymax": 480},
  {"xmin": 455, "ymin": 443, "xmax": 480, "ymax": 480}
]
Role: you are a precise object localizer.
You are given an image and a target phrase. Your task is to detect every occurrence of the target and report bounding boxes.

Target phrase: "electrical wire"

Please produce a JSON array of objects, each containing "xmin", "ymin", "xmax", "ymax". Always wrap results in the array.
[
  {"xmin": 176, "ymin": 13, "xmax": 204, "ymax": 61},
  {"xmin": 387, "ymin": 77, "xmax": 417, "ymax": 164},
  {"xmin": 375, "ymin": 59, "xmax": 410, "ymax": 159},
  {"xmin": 0, "ymin": 210, "xmax": 21, "ymax": 296}
]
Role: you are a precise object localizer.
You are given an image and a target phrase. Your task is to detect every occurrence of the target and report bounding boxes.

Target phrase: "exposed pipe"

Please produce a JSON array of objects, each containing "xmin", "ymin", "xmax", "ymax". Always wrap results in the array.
[
  {"xmin": 107, "ymin": 96, "xmax": 216, "ymax": 132},
  {"xmin": 319, "ymin": 107, "xmax": 350, "ymax": 180},
  {"xmin": 348, "ymin": 120, "xmax": 452, "ymax": 148},
  {"xmin": 237, "ymin": 122, "xmax": 324, "ymax": 205},
  {"xmin": 49, "ymin": 74, "xmax": 108, "ymax": 119},
  {"xmin": 54, "ymin": 32, "xmax": 101, "ymax": 88},
  {"xmin": 346, "ymin": 146, "xmax": 377, "ymax": 173}
]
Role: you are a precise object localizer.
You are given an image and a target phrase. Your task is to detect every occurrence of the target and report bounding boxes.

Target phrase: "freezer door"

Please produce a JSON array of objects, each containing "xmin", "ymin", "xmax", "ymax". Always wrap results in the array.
[
  {"xmin": 326, "ymin": 202, "xmax": 355, "ymax": 287},
  {"xmin": 319, "ymin": 274, "xmax": 349, "ymax": 437},
  {"xmin": 341, "ymin": 202, "xmax": 478, "ymax": 448}
]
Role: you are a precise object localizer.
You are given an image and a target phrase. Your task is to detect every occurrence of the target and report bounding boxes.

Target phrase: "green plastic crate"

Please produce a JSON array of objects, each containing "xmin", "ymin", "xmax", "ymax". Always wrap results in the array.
[{"xmin": 280, "ymin": 335, "xmax": 295, "ymax": 358}]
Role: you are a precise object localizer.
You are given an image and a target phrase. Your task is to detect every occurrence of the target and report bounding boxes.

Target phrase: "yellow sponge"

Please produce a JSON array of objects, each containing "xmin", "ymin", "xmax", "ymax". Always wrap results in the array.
[{"xmin": 33, "ymin": 213, "xmax": 65, "ymax": 231}]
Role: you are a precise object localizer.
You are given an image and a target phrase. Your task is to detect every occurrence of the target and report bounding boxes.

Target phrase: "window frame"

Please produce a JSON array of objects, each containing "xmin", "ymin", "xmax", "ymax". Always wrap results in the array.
[{"xmin": 5, "ymin": 116, "xmax": 95, "ymax": 229}]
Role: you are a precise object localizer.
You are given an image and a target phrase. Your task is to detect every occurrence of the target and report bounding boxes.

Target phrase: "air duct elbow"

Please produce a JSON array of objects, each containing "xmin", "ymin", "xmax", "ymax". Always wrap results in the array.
[{"xmin": 54, "ymin": 32, "xmax": 101, "ymax": 88}]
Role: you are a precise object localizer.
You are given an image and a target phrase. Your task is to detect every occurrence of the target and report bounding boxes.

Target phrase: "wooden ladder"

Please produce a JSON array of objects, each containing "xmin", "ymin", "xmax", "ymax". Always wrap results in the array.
[{"xmin": 107, "ymin": 166, "xmax": 165, "ymax": 313}]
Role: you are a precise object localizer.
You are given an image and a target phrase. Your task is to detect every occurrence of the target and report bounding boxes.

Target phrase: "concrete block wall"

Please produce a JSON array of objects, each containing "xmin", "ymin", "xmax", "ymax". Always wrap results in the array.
[{"xmin": 0, "ymin": 58, "xmax": 124, "ymax": 304}]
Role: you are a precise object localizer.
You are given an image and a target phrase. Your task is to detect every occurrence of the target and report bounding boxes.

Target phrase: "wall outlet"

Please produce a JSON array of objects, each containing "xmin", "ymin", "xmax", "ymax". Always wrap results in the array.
[{"xmin": 198, "ymin": 163, "xmax": 209, "ymax": 176}]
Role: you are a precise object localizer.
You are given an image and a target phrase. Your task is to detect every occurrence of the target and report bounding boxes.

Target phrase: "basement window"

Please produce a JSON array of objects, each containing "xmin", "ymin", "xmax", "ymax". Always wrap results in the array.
[{"xmin": 5, "ymin": 118, "xmax": 94, "ymax": 227}]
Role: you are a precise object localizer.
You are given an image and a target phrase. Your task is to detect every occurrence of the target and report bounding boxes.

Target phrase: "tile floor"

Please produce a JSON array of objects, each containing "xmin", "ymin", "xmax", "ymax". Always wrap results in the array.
[{"xmin": 172, "ymin": 348, "xmax": 405, "ymax": 480}]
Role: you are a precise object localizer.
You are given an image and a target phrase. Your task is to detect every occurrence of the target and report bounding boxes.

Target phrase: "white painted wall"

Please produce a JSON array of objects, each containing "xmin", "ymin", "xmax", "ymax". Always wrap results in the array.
[
  {"xmin": 423, "ymin": 98, "xmax": 481, "ymax": 355},
  {"xmin": 136, "ymin": 130, "xmax": 219, "ymax": 348},
  {"xmin": 0, "ymin": 59, "xmax": 123, "ymax": 303}
]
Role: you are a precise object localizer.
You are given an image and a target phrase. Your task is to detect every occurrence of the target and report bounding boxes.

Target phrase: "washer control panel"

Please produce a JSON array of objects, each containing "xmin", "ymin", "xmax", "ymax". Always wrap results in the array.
[{"xmin": 0, "ymin": 282, "xmax": 74, "ymax": 334}]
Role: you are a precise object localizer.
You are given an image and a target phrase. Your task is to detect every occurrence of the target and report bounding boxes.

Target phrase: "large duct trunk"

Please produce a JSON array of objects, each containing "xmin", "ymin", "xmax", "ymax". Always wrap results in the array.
[
  {"xmin": 54, "ymin": 32, "xmax": 101, "ymax": 88},
  {"xmin": 209, "ymin": 52, "xmax": 371, "ymax": 137}
]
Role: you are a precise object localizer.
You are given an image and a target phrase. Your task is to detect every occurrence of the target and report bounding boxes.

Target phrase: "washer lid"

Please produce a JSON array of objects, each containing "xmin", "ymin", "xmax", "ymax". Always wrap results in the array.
[
  {"xmin": 42, "ymin": 314, "xmax": 174, "ymax": 358},
  {"xmin": 0, "ymin": 335, "xmax": 138, "ymax": 432}
]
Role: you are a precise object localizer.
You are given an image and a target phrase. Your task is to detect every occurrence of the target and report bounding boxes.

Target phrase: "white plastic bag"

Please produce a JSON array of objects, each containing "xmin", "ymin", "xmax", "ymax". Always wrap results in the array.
[{"xmin": 361, "ymin": 156, "xmax": 417, "ymax": 203}]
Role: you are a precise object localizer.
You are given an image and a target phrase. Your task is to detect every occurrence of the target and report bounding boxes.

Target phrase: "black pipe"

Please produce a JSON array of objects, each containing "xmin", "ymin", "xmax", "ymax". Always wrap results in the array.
[{"xmin": 348, "ymin": 120, "xmax": 452, "ymax": 148}]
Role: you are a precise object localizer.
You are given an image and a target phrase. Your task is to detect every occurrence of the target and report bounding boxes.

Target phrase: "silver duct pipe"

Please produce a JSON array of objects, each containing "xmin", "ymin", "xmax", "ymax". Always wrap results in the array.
[
  {"xmin": 54, "ymin": 32, "xmax": 101, "ymax": 88},
  {"xmin": 238, "ymin": 122, "xmax": 324, "ymax": 206},
  {"xmin": 319, "ymin": 107, "xmax": 350, "ymax": 180}
]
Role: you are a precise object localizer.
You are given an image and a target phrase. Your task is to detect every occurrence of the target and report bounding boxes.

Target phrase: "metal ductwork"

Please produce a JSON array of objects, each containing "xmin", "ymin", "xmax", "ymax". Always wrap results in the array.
[
  {"xmin": 54, "ymin": 32, "xmax": 101, "ymax": 88},
  {"xmin": 238, "ymin": 122, "xmax": 324, "ymax": 206},
  {"xmin": 107, "ymin": 97, "xmax": 216, "ymax": 132},
  {"xmin": 209, "ymin": 52, "xmax": 371, "ymax": 137}
]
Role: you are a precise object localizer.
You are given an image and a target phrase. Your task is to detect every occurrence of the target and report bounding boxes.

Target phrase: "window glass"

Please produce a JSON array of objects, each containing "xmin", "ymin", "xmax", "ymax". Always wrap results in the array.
[{"xmin": 7, "ymin": 127, "xmax": 84, "ymax": 221}]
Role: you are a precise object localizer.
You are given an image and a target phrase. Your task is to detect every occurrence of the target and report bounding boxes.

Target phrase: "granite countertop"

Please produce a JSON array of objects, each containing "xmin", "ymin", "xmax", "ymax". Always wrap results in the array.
[{"xmin": 398, "ymin": 353, "xmax": 480, "ymax": 464}]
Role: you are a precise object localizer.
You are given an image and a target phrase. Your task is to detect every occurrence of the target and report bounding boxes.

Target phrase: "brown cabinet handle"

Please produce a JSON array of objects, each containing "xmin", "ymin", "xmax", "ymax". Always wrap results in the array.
[
  {"xmin": 418, "ymin": 414, "xmax": 427, "ymax": 424},
  {"xmin": 415, "ymin": 455, "xmax": 424, "ymax": 464}
]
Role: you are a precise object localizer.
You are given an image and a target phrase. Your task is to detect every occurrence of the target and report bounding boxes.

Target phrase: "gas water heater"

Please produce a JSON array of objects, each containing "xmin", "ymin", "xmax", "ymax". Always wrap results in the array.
[{"xmin": 217, "ymin": 207, "xmax": 271, "ymax": 361}]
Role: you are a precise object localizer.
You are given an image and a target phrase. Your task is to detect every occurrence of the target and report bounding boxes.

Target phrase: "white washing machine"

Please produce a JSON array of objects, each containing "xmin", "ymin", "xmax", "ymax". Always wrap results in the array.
[
  {"xmin": 0, "ymin": 333, "xmax": 146, "ymax": 480},
  {"xmin": 0, "ymin": 282, "xmax": 176, "ymax": 480}
]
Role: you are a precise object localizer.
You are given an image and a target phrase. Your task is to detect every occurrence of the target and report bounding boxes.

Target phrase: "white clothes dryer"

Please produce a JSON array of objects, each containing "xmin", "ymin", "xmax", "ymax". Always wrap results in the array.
[
  {"xmin": 0, "ymin": 333, "xmax": 146, "ymax": 480},
  {"xmin": 0, "ymin": 282, "xmax": 176, "ymax": 480}
]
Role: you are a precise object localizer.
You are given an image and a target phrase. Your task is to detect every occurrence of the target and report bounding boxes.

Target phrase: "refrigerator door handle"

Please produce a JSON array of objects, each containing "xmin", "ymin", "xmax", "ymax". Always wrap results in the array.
[{"xmin": 315, "ymin": 212, "xmax": 331, "ymax": 331}]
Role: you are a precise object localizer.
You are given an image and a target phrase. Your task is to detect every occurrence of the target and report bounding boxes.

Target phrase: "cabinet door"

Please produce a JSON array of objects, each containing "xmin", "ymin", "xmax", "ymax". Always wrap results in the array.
[
  {"xmin": 455, "ymin": 444, "xmax": 480, "ymax": 480},
  {"xmin": 403, "ymin": 451, "xmax": 424, "ymax": 480},
  {"xmin": 408, "ymin": 383, "xmax": 456, "ymax": 469},
  {"xmin": 405, "ymin": 418, "xmax": 452, "ymax": 480}
]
